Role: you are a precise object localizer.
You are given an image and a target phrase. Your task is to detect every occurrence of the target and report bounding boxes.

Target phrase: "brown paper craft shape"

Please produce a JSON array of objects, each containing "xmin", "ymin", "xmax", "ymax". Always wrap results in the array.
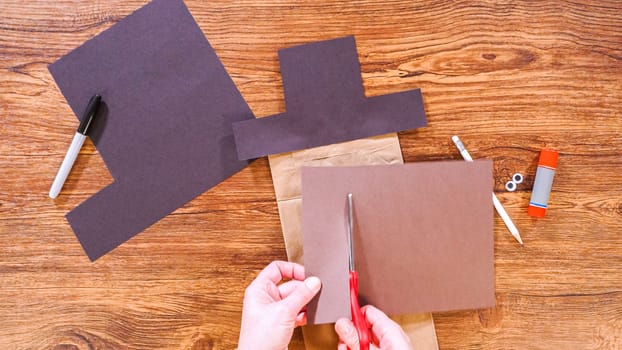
[
  {"xmin": 232, "ymin": 36, "xmax": 427, "ymax": 160},
  {"xmin": 302, "ymin": 160, "xmax": 496, "ymax": 325},
  {"xmin": 268, "ymin": 134, "xmax": 438, "ymax": 349}
]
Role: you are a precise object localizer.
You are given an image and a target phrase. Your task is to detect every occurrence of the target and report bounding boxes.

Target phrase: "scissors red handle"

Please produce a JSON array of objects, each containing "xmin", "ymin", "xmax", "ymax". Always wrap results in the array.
[{"xmin": 349, "ymin": 270, "xmax": 370, "ymax": 350}]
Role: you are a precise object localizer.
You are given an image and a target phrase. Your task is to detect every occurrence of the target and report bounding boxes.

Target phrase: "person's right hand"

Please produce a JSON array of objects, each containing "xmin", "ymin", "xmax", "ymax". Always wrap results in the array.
[{"xmin": 334, "ymin": 305, "xmax": 413, "ymax": 350}]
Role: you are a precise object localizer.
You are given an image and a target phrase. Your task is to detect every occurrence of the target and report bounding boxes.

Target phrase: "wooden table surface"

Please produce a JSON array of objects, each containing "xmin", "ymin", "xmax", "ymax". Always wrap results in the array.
[{"xmin": 1, "ymin": 1, "xmax": 621, "ymax": 349}]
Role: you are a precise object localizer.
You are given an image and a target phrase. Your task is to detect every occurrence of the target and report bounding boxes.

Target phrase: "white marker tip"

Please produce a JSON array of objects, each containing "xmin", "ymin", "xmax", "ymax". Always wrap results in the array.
[{"xmin": 451, "ymin": 135, "xmax": 460, "ymax": 143}]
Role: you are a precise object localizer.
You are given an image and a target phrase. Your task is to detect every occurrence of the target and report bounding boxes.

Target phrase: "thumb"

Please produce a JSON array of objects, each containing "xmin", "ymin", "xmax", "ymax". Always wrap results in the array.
[
  {"xmin": 335, "ymin": 318, "xmax": 360, "ymax": 350},
  {"xmin": 281, "ymin": 276, "xmax": 321, "ymax": 312}
]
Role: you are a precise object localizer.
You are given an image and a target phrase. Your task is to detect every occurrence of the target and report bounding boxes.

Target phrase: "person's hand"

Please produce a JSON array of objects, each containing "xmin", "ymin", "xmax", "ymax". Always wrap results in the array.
[
  {"xmin": 335, "ymin": 305, "xmax": 413, "ymax": 350},
  {"xmin": 238, "ymin": 260, "xmax": 322, "ymax": 350}
]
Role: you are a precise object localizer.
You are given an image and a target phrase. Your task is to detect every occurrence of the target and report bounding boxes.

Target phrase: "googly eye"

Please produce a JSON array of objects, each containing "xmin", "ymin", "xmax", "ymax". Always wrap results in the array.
[
  {"xmin": 512, "ymin": 173, "xmax": 524, "ymax": 184},
  {"xmin": 505, "ymin": 181, "xmax": 517, "ymax": 192}
]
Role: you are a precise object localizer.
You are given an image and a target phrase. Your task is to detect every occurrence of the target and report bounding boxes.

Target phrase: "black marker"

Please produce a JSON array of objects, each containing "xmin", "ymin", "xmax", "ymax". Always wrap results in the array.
[{"xmin": 49, "ymin": 94, "xmax": 101, "ymax": 198}]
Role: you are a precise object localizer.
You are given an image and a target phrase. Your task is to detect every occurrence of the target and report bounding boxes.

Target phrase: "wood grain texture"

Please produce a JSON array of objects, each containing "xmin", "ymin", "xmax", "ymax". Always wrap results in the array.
[{"xmin": 1, "ymin": 0, "xmax": 620, "ymax": 349}]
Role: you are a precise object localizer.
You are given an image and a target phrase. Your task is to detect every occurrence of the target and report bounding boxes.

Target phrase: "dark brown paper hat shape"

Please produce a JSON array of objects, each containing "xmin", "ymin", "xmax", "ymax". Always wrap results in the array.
[{"xmin": 232, "ymin": 36, "xmax": 428, "ymax": 160}]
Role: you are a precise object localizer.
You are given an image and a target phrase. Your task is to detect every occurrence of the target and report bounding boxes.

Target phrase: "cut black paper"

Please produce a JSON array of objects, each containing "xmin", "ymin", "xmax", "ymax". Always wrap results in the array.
[
  {"xmin": 232, "ymin": 36, "xmax": 428, "ymax": 160},
  {"xmin": 48, "ymin": 0, "xmax": 255, "ymax": 261}
]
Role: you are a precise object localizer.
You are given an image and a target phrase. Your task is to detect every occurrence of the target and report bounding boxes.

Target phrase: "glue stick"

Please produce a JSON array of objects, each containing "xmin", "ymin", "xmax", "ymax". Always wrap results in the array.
[{"xmin": 528, "ymin": 149, "xmax": 559, "ymax": 217}]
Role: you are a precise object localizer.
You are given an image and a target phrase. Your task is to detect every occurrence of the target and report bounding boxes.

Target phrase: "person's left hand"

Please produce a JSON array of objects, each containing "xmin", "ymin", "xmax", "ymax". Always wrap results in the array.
[{"xmin": 237, "ymin": 260, "xmax": 322, "ymax": 350}]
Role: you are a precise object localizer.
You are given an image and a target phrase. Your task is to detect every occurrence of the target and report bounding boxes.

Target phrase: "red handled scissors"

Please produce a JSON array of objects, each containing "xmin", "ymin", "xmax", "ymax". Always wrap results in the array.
[{"xmin": 347, "ymin": 193, "xmax": 371, "ymax": 350}]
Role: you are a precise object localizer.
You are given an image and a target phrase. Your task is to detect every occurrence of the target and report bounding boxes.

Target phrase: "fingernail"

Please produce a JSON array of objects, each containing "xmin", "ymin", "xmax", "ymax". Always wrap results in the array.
[{"xmin": 304, "ymin": 276, "xmax": 321, "ymax": 292}]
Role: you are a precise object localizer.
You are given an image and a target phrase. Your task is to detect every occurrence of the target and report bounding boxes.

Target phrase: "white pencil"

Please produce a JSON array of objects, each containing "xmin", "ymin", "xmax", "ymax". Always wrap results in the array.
[{"xmin": 452, "ymin": 135, "xmax": 524, "ymax": 245}]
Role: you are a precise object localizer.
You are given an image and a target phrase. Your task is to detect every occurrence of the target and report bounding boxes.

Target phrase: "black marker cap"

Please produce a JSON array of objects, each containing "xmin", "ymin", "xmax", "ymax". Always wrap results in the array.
[{"xmin": 77, "ymin": 94, "xmax": 102, "ymax": 135}]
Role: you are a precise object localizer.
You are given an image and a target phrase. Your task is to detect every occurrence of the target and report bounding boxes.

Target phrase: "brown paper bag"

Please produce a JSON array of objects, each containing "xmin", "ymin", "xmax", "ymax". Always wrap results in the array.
[{"xmin": 268, "ymin": 133, "xmax": 439, "ymax": 350}]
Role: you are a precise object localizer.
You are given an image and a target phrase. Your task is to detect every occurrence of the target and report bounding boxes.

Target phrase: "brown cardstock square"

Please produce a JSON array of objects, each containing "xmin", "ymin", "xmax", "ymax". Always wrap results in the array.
[{"xmin": 302, "ymin": 160, "xmax": 495, "ymax": 324}]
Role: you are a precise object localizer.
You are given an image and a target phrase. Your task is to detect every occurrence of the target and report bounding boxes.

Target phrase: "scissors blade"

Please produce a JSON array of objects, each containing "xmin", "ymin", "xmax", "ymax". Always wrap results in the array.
[{"xmin": 347, "ymin": 193, "xmax": 355, "ymax": 272}]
